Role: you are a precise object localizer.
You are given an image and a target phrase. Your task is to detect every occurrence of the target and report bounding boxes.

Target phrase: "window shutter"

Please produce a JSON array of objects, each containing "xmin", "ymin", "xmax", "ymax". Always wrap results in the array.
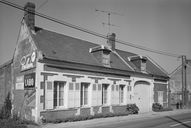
[
  {"xmin": 92, "ymin": 84, "xmax": 97, "ymax": 106},
  {"xmin": 75, "ymin": 83, "xmax": 80, "ymax": 107},
  {"xmin": 115, "ymin": 85, "xmax": 119, "ymax": 104},
  {"xmin": 68, "ymin": 83, "xmax": 74, "ymax": 108},
  {"xmin": 45, "ymin": 81, "xmax": 53, "ymax": 109},
  {"xmin": 111, "ymin": 85, "xmax": 115, "ymax": 105}
]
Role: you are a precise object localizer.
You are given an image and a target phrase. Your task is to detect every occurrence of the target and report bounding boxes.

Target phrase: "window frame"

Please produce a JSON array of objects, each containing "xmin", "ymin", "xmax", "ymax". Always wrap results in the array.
[
  {"xmin": 53, "ymin": 81, "xmax": 65, "ymax": 109},
  {"xmin": 80, "ymin": 82, "xmax": 89, "ymax": 107},
  {"xmin": 102, "ymin": 84, "xmax": 109, "ymax": 105}
]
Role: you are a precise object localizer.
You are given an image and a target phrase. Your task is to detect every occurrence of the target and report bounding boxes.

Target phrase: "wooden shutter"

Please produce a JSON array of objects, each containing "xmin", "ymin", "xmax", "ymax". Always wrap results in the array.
[
  {"xmin": 68, "ymin": 83, "xmax": 74, "ymax": 108},
  {"xmin": 45, "ymin": 81, "xmax": 53, "ymax": 109},
  {"xmin": 75, "ymin": 83, "xmax": 80, "ymax": 107},
  {"xmin": 92, "ymin": 84, "xmax": 97, "ymax": 106}
]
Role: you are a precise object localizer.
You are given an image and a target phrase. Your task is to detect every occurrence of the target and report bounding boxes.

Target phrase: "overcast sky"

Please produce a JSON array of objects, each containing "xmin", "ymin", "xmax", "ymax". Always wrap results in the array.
[{"xmin": 0, "ymin": 0, "xmax": 191, "ymax": 73}]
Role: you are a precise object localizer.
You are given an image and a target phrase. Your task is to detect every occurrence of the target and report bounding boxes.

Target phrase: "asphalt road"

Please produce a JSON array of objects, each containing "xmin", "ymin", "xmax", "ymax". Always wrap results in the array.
[
  {"xmin": 86, "ymin": 112, "xmax": 191, "ymax": 128},
  {"xmin": 42, "ymin": 110, "xmax": 191, "ymax": 128}
]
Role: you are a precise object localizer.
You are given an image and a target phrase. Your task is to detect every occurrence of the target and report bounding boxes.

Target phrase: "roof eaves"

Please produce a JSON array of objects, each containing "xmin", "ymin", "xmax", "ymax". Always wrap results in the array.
[
  {"xmin": 169, "ymin": 65, "xmax": 182, "ymax": 77},
  {"xmin": 0, "ymin": 59, "xmax": 13, "ymax": 69},
  {"xmin": 146, "ymin": 56, "xmax": 169, "ymax": 76}
]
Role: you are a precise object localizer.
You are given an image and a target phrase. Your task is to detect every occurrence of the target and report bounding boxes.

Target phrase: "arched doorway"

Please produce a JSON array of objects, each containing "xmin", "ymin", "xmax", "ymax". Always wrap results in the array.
[{"xmin": 134, "ymin": 81, "xmax": 151, "ymax": 113}]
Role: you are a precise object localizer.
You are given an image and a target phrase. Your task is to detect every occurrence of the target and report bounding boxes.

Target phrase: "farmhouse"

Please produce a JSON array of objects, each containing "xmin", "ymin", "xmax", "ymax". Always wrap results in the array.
[{"xmin": 0, "ymin": 2, "xmax": 170, "ymax": 122}]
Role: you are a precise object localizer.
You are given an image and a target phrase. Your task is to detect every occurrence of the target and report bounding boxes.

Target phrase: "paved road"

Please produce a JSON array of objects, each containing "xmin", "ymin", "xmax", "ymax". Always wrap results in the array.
[
  {"xmin": 86, "ymin": 113, "xmax": 191, "ymax": 128},
  {"xmin": 42, "ymin": 109, "xmax": 191, "ymax": 128}
]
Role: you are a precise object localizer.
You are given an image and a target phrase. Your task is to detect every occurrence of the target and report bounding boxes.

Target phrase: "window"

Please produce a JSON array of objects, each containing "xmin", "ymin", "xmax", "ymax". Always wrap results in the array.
[
  {"xmin": 119, "ymin": 85, "xmax": 125, "ymax": 104},
  {"xmin": 81, "ymin": 83, "xmax": 89, "ymax": 106},
  {"xmin": 53, "ymin": 81, "xmax": 65, "ymax": 108},
  {"xmin": 102, "ymin": 84, "xmax": 109, "ymax": 105},
  {"xmin": 102, "ymin": 51, "xmax": 110, "ymax": 67}
]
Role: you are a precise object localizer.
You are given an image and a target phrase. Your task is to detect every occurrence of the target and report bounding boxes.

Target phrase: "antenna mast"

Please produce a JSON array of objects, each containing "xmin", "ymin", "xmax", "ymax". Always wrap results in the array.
[{"xmin": 95, "ymin": 9, "xmax": 121, "ymax": 33}]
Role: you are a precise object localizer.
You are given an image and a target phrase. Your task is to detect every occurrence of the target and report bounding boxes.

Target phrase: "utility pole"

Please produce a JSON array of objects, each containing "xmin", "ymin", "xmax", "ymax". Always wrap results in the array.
[{"xmin": 181, "ymin": 55, "xmax": 187, "ymax": 108}]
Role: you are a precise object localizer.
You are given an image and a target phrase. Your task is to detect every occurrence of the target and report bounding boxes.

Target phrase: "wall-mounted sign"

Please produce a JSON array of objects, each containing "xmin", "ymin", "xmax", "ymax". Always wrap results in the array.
[
  {"xmin": 24, "ymin": 73, "xmax": 35, "ymax": 89},
  {"xmin": 20, "ymin": 51, "xmax": 36, "ymax": 71},
  {"xmin": 15, "ymin": 76, "xmax": 24, "ymax": 90}
]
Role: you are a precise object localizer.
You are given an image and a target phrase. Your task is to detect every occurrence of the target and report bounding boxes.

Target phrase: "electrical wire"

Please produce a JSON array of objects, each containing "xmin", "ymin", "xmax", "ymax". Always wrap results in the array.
[{"xmin": 0, "ymin": 0, "xmax": 181, "ymax": 58}]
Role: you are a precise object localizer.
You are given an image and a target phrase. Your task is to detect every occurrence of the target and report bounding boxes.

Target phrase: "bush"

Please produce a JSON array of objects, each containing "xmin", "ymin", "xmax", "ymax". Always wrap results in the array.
[
  {"xmin": 126, "ymin": 104, "xmax": 139, "ymax": 114},
  {"xmin": 44, "ymin": 111, "xmax": 130, "ymax": 124},
  {"xmin": 152, "ymin": 103, "xmax": 163, "ymax": 112},
  {"xmin": 0, "ymin": 118, "xmax": 28, "ymax": 128}
]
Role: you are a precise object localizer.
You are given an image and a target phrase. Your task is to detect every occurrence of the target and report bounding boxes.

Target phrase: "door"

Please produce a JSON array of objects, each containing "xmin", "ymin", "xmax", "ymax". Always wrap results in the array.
[{"xmin": 134, "ymin": 81, "xmax": 151, "ymax": 113}]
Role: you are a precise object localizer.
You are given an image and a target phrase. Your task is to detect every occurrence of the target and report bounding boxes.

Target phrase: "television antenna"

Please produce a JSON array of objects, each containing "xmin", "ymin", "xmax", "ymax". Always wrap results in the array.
[{"xmin": 95, "ymin": 9, "xmax": 122, "ymax": 33}]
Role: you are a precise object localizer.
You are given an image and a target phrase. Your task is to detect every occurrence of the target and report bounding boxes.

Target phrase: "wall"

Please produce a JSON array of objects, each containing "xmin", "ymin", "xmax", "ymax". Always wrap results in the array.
[{"xmin": 12, "ymin": 21, "xmax": 37, "ymax": 121}]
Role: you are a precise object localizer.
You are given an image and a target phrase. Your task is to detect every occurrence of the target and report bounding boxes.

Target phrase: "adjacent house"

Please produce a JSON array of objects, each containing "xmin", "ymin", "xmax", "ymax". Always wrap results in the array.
[
  {"xmin": 0, "ymin": 2, "xmax": 170, "ymax": 122},
  {"xmin": 170, "ymin": 60, "xmax": 191, "ymax": 108}
]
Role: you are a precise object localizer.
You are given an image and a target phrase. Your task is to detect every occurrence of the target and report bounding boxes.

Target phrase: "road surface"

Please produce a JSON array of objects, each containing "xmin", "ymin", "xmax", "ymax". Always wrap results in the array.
[{"xmin": 86, "ymin": 112, "xmax": 191, "ymax": 128}]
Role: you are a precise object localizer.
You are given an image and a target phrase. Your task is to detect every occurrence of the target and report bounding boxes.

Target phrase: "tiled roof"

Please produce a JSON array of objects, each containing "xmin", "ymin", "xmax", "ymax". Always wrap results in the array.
[
  {"xmin": 33, "ymin": 27, "xmax": 133, "ymax": 72},
  {"xmin": 33, "ymin": 27, "xmax": 168, "ymax": 78},
  {"xmin": 116, "ymin": 49, "xmax": 168, "ymax": 77}
]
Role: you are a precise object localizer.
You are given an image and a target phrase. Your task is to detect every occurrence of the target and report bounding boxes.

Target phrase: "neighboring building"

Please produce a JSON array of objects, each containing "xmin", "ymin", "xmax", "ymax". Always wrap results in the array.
[
  {"xmin": 170, "ymin": 60, "xmax": 191, "ymax": 108},
  {"xmin": 0, "ymin": 60, "xmax": 13, "ymax": 109},
  {"xmin": 0, "ymin": 2, "xmax": 170, "ymax": 122}
]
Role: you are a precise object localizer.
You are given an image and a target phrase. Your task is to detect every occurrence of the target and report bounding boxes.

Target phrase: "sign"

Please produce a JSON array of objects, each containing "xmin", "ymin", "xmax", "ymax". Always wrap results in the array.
[
  {"xmin": 20, "ymin": 51, "xmax": 36, "ymax": 71},
  {"xmin": 24, "ymin": 73, "xmax": 35, "ymax": 89},
  {"xmin": 15, "ymin": 76, "xmax": 24, "ymax": 90}
]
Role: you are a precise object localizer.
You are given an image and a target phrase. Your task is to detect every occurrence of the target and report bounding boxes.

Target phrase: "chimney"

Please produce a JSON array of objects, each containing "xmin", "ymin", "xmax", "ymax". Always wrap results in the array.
[
  {"xmin": 24, "ymin": 2, "xmax": 35, "ymax": 30},
  {"xmin": 107, "ymin": 33, "xmax": 116, "ymax": 51}
]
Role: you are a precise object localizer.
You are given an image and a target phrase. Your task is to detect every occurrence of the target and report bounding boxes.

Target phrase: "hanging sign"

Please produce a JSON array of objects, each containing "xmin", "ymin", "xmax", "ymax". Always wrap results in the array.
[{"xmin": 24, "ymin": 73, "xmax": 35, "ymax": 89}]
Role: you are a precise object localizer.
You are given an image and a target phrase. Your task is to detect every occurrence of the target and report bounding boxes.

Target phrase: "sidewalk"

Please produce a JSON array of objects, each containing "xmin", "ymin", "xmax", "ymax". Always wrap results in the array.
[{"xmin": 42, "ymin": 109, "xmax": 191, "ymax": 128}]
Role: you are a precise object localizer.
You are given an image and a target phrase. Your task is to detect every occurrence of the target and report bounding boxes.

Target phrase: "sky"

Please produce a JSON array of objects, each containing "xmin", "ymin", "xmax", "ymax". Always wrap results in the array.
[{"xmin": 0, "ymin": 0, "xmax": 191, "ymax": 74}]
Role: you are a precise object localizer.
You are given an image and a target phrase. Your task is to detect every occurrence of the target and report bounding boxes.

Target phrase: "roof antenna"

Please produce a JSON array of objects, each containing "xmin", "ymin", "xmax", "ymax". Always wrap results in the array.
[{"xmin": 95, "ymin": 9, "xmax": 122, "ymax": 34}]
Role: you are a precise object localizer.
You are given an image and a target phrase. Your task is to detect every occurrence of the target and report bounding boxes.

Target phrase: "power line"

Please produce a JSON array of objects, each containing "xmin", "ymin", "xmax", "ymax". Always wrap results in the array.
[{"xmin": 0, "ymin": 0, "xmax": 181, "ymax": 58}]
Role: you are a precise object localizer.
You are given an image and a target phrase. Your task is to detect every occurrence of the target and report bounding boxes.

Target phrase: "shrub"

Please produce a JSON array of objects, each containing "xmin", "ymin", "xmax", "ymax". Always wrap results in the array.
[
  {"xmin": 44, "ymin": 111, "xmax": 130, "ymax": 124},
  {"xmin": 152, "ymin": 103, "xmax": 163, "ymax": 112},
  {"xmin": 126, "ymin": 104, "xmax": 139, "ymax": 114}
]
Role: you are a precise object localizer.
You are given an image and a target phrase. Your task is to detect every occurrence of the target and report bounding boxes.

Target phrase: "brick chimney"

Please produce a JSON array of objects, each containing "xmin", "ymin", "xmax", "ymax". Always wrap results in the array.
[
  {"xmin": 24, "ymin": 2, "xmax": 35, "ymax": 30},
  {"xmin": 107, "ymin": 33, "xmax": 116, "ymax": 51}
]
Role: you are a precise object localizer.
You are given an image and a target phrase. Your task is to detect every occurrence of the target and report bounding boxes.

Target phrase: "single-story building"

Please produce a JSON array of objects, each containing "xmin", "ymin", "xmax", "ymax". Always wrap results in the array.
[{"xmin": 0, "ymin": 2, "xmax": 170, "ymax": 123}]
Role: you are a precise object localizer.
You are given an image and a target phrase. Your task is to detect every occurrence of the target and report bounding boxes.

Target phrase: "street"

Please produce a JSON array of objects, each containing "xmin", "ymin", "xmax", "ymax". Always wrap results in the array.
[
  {"xmin": 42, "ymin": 110, "xmax": 191, "ymax": 128},
  {"xmin": 85, "ymin": 113, "xmax": 191, "ymax": 128}
]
